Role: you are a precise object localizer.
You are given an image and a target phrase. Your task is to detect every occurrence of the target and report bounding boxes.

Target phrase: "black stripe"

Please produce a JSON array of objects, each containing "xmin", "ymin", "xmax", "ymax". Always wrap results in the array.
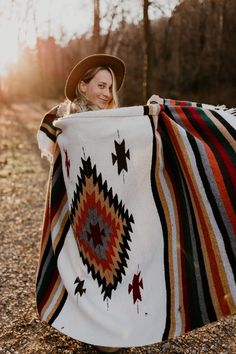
[
  {"xmin": 48, "ymin": 290, "xmax": 68, "ymax": 325},
  {"xmin": 40, "ymin": 126, "xmax": 56, "ymax": 142},
  {"xmin": 143, "ymin": 105, "xmax": 149, "ymax": 115},
  {"xmin": 51, "ymin": 172, "xmax": 65, "ymax": 204},
  {"xmin": 161, "ymin": 124, "xmax": 205, "ymax": 330},
  {"xmin": 183, "ymin": 108, "xmax": 235, "ymax": 210},
  {"xmin": 55, "ymin": 218, "xmax": 70, "ymax": 259},
  {"xmin": 159, "ymin": 117, "xmax": 217, "ymax": 330},
  {"xmin": 187, "ymin": 193, "xmax": 217, "ymax": 323},
  {"xmin": 211, "ymin": 109, "xmax": 236, "ymax": 137},
  {"xmin": 188, "ymin": 135, "xmax": 236, "ymax": 282},
  {"xmin": 36, "ymin": 245, "xmax": 58, "ymax": 304},
  {"xmin": 52, "ymin": 152, "xmax": 63, "ymax": 177},
  {"xmin": 177, "ymin": 176, "xmax": 205, "ymax": 329},
  {"xmin": 36, "ymin": 232, "xmax": 52, "ymax": 287},
  {"xmin": 51, "ymin": 155, "xmax": 66, "ymax": 205},
  {"xmin": 179, "ymin": 135, "xmax": 217, "ymax": 323},
  {"xmin": 147, "ymin": 116, "xmax": 171, "ymax": 340}
]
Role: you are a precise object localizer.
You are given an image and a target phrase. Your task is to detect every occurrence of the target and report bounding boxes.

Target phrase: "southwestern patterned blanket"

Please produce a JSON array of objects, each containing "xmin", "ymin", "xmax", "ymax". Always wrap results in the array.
[{"xmin": 36, "ymin": 98, "xmax": 236, "ymax": 347}]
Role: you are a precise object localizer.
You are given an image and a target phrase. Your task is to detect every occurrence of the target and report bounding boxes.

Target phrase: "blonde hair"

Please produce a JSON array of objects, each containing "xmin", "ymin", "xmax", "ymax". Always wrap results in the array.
[{"xmin": 58, "ymin": 66, "xmax": 119, "ymax": 117}]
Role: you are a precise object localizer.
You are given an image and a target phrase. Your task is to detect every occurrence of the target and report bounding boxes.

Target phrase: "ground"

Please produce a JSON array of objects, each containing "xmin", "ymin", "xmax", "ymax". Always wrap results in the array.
[{"xmin": 0, "ymin": 101, "xmax": 235, "ymax": 354}]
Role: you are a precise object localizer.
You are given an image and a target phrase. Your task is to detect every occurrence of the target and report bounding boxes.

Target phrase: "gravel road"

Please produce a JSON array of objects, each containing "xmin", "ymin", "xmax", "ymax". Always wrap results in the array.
[{"xmin": 0, "ymin": 102, "xmax": 235, "ymax": 354}]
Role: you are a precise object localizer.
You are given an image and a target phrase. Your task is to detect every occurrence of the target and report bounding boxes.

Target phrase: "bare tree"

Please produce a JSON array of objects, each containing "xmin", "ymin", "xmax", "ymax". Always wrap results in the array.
[
  {"xmin": 142, "ymin": 0, "xmax": 181, "ymax": 102},
  {"xmin": 92, "ymin": 0, "xmax": 127, "ymax": 54},
  {"xmin": 215, "ymin": 0, "xmax": 226, "ymax": 90},
  {"xmin": 93, "ymin": 0, "xmax": 101, "ymax": 52},
  {"xmin": 143, "ymin": 0, "xmax": 151, "ymax": 102}
]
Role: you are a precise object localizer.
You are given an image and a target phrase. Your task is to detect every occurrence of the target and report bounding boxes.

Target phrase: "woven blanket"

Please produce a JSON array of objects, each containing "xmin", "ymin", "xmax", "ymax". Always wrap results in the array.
[{"xmin": 36, "ymin": 99, "xmax": 236, "ymax": 347}]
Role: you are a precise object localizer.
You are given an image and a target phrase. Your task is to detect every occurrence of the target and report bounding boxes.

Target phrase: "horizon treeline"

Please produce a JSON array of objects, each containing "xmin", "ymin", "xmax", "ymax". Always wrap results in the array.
[{"xmin": 1, "ymin": 0, "xmax": 236, "ymax": 107}]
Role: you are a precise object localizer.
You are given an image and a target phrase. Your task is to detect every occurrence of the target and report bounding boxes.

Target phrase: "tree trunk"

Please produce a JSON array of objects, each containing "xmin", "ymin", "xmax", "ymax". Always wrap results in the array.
[
  {"xmin": 93, "ymin": 0, "xmax": 101, "ymax": 53},
  {"xmin": 143, "ymin": 0, "xmax": 152, "ymax": 102},
  {"xmin": 216, "ymin": 0, "xmax": 226, "ymax": 90}
]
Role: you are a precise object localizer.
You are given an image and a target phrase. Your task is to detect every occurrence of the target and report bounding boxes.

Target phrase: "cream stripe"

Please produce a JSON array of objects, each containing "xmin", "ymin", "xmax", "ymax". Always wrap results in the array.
[
  {"xmin": 42, "ymin": 280, "xmax": 64, "ymax": 321},
  {"xmin": 53, "ymin": 209, "xmax": 70, "ymax": 251},
  {"xmin": 194, "ymin": 142, "xmax": 236, "ymax": 307},
  {"xmin": 42, "ymin": 122, "xmax": 56, "ymax": 136},
  {"xmin": 155, "ymin": 129, "xmax": 183, "ymax": 337},
  {"xmin": 176, "ymin": 125, "xmax": 236, "ymax": 310},
  {"xmin": 170, "ymin": 121, "xmax": 223, "ymax": 314},
  {"xmin": 205, "ymin": 110, "xmax": 236, "ymax": 152},
  {"xmin": 51, "ymin": 199, "xmax": 69, "ymax": 244},
  {"xmin": 45, "ymin": 288, "xmax": 66, "ymax": 323}
]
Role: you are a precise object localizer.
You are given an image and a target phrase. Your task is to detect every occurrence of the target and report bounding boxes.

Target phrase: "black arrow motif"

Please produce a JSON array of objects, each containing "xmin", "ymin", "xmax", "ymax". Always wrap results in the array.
[
  {"xmin": 74, "ymin": 276, "xmax": 86, "ymax": 297},
  {"xmin": 112, "ymin": 139, "xmax": 130, "ymax": 175}
]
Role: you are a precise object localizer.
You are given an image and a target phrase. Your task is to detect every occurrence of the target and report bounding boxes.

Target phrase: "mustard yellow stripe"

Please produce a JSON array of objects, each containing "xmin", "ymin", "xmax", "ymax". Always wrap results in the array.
[
  {"xmin": 37, "ymin": 181, "xmax": 51, "ymax": 265},
  {"xmin": 165, "ymin": 169, "xmax": 186, "ymax": 336},
  {"xmin": 52, "ymin": 200, "xmax": 69, "ymax": 252},
  {"xmin": 205, "ymin": 110, "xmax": 236, "ymax": 152},
  {"xmin": 45, "ymin": 286, "xmax": 66, "ymax": 323},
  {"xmin": 169, "ymin": 119, "xmax": 233, "ymax": 316},
  {"xmin": 41, "ymin": 276, "xmax": 62, "ymax": 319},
  {"xmin": 41, "ymin": 121, "xmax": 56, "ymax": 136},
  {"xmin": 153, "ymin": 121, "xmax": 183, "ymax": 337},
  {"xmin": 51, "ymin": 193, "xmax": 68, "ymax": 230}
]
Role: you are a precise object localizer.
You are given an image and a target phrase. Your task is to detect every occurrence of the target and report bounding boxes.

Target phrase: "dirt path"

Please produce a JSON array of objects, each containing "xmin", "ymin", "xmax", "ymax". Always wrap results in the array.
[{"xmin": 0, "ymin": 102, "xmax": 235, "ymax": 354}]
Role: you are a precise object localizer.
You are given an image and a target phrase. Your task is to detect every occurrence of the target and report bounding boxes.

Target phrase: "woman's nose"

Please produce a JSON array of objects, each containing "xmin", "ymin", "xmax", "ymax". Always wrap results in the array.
[{"xmin": 104, "ymin": 87, "xmax": 111, "ymax": 97}]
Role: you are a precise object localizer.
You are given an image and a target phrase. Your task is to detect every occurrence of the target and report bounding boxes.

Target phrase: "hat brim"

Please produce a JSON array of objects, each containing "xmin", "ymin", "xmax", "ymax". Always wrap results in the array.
[{"xmin": 65, "ymin": 54, "xmax": 126, "ymax": 101}]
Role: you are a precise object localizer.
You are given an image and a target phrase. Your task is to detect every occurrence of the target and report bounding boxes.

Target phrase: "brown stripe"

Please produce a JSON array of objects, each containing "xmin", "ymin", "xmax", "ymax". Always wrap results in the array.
[
  {"xmin": 46, "ymin": 286, "xmax": 67, "ymax": 323},
  {"xmin": 153, "ymin": 115, "xmax": 185, "ymax": 336},
  {"xmin": 41, "ymin": 276, "xmax": 62, "ymax": 319},
  {"xmin": 168, "ymin": 118, "xmax": 232, "ymax": 316}
]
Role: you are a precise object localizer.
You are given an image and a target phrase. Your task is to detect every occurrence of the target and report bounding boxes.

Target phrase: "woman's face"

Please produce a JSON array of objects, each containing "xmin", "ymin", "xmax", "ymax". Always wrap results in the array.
[{"xmin": 80, "ymin": 69, "xmax": 113, "ymax": 109}]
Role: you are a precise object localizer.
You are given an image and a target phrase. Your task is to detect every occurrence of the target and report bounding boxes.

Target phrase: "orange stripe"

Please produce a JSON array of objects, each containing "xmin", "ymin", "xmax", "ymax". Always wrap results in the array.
[
  {"xmin": 46, "ymin": 286, "xmax": 66, "ymax": 323},
  {"xmin": 37, "ymin": 182, "xmax": 51, "ymax": 266},
  {"xmin": 153, "ymin": 128, "xmax": 177, "ymax": 337},
  {"xmin": 204, "ymin": 147, "xmax": 235, "ymax": 234},
  {"xmin": 173, "ymin": 107, "xmax": 235, "ymax": 235},
  {"xmin": 156, "ymin": 118, "xmax": 186, "ymax": 334},
  {"xmin": 41, "ymin": 276, "xmax": 61, "ymax": 318},
  {"xmin": 165, "ymin": 117, "xmax": 231, "ymax": 316},
  {"xmin": 51, "ymin": 193, "xmax": 68, "ymax": 229},
  {"xmin": 163, "ymin": 168, "xmax": 185, "ymax": 335}
]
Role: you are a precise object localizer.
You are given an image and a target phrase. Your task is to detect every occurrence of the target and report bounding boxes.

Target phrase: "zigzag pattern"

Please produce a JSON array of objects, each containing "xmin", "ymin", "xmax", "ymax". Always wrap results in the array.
[{"xmin": 70, "ymin": 157, "xmax": 134, "ymax": 300}]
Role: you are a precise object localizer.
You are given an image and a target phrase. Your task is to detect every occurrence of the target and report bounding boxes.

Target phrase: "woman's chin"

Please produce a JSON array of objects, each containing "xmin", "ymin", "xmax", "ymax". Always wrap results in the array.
[{"xmin": 98, "ymin": 104, "xmax": 108, "ymax": 110}]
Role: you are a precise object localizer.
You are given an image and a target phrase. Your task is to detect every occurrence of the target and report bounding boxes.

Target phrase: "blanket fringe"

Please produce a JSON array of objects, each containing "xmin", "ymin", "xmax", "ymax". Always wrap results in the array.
[
  {"xmin": 203, "ymin": 103, "xmax": 236, "ymax": 116},
  {"xmin": 215, "ymin": 105, "xmax": 236, "ymax": 116},
  {"xmin": 37, "ymin": 130, "xmax": 54, "ymax": 163}
]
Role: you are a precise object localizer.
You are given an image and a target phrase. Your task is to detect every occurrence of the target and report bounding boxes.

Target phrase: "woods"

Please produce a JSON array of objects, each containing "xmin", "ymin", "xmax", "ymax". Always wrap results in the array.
[
  {"xmin": 1, "ymin": 1, "xmax": 236, "ymax": 353},
  {"xmin": 1, "ymin": 0, "xmax": 236, "ymax": 107}
]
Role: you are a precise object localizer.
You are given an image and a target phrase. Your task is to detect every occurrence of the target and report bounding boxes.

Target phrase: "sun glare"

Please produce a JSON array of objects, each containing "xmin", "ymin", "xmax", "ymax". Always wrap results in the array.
[{"xmin": 0, "ymin": 21, "xmax": 20, "ymax": 76}]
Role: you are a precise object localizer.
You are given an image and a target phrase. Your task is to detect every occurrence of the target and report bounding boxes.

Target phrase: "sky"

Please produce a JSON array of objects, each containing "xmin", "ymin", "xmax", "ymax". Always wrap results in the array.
[{"xmin": 0, "ymin": 0, "xmax": 179, "ymax": 76}]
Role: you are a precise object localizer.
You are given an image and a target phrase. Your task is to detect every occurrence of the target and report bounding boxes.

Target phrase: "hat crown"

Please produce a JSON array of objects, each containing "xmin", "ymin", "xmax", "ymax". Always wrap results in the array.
[{"xmin": 65, "ymin": 54, "xmax": 126, "ymax": 101}]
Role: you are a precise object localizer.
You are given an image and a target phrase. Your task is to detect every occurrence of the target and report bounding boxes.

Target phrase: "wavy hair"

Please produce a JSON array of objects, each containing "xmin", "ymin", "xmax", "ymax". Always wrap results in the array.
[{"xmin": 58, "ymin": 66, "xmax": 119, "ymax": 117}]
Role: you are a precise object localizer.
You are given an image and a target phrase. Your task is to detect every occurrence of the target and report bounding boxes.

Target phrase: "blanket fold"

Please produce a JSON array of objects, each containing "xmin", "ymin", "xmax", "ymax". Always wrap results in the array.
[{"xmin": 36, "ymin": 98, "xmax": 236, "ymax": 347}]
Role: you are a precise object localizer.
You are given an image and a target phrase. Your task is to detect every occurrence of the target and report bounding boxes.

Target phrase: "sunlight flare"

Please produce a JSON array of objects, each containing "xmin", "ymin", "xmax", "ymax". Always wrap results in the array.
[{"xmin": 0, "ymin": 21, "xmax": 20, "ymax": 75}]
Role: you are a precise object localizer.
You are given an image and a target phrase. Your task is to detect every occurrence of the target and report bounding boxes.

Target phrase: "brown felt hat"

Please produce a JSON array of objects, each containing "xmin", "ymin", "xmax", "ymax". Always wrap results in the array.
[{"xmin": 65, "ymin": 54, "xmax": 126, "ymax": 101}]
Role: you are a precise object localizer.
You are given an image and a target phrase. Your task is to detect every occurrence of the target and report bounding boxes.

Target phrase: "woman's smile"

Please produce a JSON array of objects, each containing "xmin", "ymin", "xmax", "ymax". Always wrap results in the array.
[{"xmin": 80, "ymin": 69, "xmax": 113, "ymax": 109}]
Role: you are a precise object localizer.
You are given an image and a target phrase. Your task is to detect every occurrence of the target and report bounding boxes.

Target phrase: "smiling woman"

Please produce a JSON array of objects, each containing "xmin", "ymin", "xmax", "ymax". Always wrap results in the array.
[
  {"xmin": 0, "ymin": 21, "xmax": 20, "ymax": 76},
  {"xmin": 36, "ymin": 53, "xmax": 126, "ymax": 353}
]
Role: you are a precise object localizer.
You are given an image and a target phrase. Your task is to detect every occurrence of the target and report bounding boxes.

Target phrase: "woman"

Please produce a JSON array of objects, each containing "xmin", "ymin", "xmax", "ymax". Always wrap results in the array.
[
  {"xmin": 37, "ymin": 54, "xmax": 126, "ymax": 353},
  {"xmin": 37, "ymin": 54, "xmax": 236, "ymax": 353},
  {"xmin": 58, "ymin": 53, "xmax": 124, "ymax": 115},
  {"xmin": 37, "ymin": 53, "xmax": 125, "ymax": 162}
]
